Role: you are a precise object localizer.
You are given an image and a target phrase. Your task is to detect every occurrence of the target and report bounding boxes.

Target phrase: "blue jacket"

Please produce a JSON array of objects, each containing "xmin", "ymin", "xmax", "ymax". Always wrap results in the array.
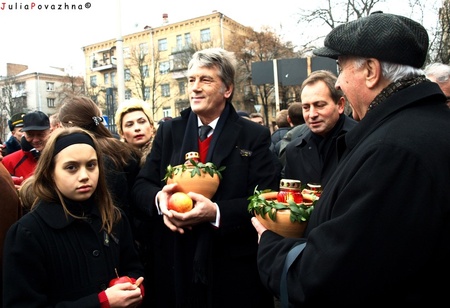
[{"xmin": 4, "ymin": 135, "xmax": 21, "ymax": 156}]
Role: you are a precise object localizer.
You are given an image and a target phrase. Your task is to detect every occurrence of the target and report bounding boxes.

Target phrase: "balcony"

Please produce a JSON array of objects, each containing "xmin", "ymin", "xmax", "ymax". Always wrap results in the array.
[
  {"xmin": 92, "ymin": 57, "xmax": 117, "ymax": 72},
  {"xmin": 12, "ymin": 90, "xmax": 27, "ymax": 98}
]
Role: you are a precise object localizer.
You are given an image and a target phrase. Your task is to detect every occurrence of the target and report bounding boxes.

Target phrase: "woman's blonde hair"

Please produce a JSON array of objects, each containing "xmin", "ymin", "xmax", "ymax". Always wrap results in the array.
[
  {"xmin": 114, "ymin": 98, "xmax": 154, "ymax": 137},
  {"xmin": 32, "ymin": 127, "xmax": 121, "ymax": 233}
]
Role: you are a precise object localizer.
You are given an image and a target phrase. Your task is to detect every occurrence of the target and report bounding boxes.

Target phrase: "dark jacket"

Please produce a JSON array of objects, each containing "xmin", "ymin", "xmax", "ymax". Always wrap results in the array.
[
  {"xmin": 283, "ymin": 114, "xmax": 357, "ymax": 186},
  {"xmin": 274, "ymin": 124, "xmax": 310, "ymax": 167},
  {"xmin": 3, "ymin": 199, "xmax": 144, "ymax": 308},
  {"xmin": 4, "ymin": 135, "xmax": 21, "ymax": 156},
  {"xmin": 132, "ymin": 104, "xmax": 278, "ymax": 308},
  {"xmin": 271, "ymin": 127, "xmax": 290, "ymax": 147},
  {"xmin": 0, "ymin": 163, "xmax": 21, "ymax": 301},
  {"xmin": 257, "ymin": 81, "xmax": 450, "ymax": 306}
]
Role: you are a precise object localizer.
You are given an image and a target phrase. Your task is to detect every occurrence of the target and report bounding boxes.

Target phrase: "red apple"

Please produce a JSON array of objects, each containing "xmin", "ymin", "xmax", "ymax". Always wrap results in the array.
[
  {"xmin": 168, "ymin": 192, "xmax": 193, "ymax": 213},
  {"xmin": 12, "ymin": 176, "xmax": 24, "ymax": 185},
  {"xmin": 109, "ymin": 275, "xmax": 133, "ymax": 287}
]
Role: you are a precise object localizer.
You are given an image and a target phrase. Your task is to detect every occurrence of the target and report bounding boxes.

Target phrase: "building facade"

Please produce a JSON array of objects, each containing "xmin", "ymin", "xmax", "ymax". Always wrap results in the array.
[
  {"xmin": 82, "ymin": 11, "xmax": 251, "ymax": 128},
  {"xmin": 0, "ymin": 63, "xmax": 83, "ymax": 141}
]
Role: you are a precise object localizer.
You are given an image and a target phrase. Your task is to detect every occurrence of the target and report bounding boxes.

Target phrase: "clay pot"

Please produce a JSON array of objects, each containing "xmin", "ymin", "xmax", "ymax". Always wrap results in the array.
[
  {"xmin": 255, "ymin": 209, "xmax": 307, "ymax": 238},
  {"xmin": 167, "ymin": 165, "xmax": 220, "ymax": 199}
]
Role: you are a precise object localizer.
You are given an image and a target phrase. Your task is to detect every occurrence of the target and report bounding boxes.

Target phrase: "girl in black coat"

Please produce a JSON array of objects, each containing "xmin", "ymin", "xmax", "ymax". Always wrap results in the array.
[{"xmin": 3, "ymin": 127, "xmax": 144, "ymax": 308}]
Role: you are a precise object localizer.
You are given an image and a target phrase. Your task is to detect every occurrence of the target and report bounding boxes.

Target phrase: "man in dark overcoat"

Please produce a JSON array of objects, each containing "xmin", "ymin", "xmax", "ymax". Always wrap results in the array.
[
  {"xmin": 133, "ymin": 48, "xmax": 278, "ymax": 308},
  {"xmin": 252, "ymin": 12, "xmax": 450, "ymax": 306}
]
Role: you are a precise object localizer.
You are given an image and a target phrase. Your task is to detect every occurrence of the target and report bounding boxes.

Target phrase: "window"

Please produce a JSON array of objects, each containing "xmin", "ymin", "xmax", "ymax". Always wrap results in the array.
[
  {"xmin": 184, "ymin": 33, "xmax": 191, "ymax": 45},
  {"xmin": 144, "ymin": 87, "xmax": 150, "ymax": 100},
  {"xmin": 159, "ymin": 61, "xmax": 170, "ymax": 74},
  {"xmin": 171, "ymin": 54, "xmax": 187, "ymax": 71},
  {"xmin": 158, "ymin": 38, "xmax": 168, "ymax": 51},
  {"xmin": 16, "ymin": 82, "xmax": 25, "ymax": 91},
  {"xmin": 125, "ymin": 89, "xmax": 132, "ymax": 100},
  {"xmin": 163, "ymin": 107, "xmax": 172, "ymax": 118},
  {"xmin": 200, "ymin": 28, "xmax": 211, "ymax": 42},
  {"xmin": 178, "ymin": 81, "xmax": 186, "ymax": 95},
  {"xmin": 90, "ymin": 75, "xmax": 97, "ymax": 87},
  {"xmin": 139, "ymin": 43, "xmax": 148, "ymax": 56},
  {"xmin": 46, "ymin": 82, "xmax": 54, "ymax": 91},
  {"xmin": 141, "ymin": 65, "xmax": 149, "ymax": 77},
  {"xmin": 124, "ymin": 69, "xmax": 131, "ymax": 81},
  {"xmin": 47, "ymin": 98, "xmax": 55, "ymax": 108},
  {"xmin": 111, "ymin": 72, "xmax": 116, "ymax": 85},
  {"xmin": 176, "ymin": 35, "xmax": 182, "ymax": 50},
  {"xmin": 161, "ymin": 84, "xmax": 170, "ymax": 97},
  {"xmin": 104, "ymin": 73, "xmax": 109, "ymax": 85}
]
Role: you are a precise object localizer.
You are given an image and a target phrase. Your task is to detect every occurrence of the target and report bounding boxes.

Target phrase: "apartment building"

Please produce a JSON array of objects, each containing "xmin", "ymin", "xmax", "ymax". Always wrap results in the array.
[
  {"xmin": 82, "ymin": 11, "xmax": 251, "ymax": 125},
  {"xmin": 0, "ymin": 63, "xmax": 84, "ymax": 141}
]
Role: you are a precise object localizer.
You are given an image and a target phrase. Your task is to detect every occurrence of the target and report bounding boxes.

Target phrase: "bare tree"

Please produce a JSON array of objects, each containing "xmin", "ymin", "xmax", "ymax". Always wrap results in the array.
[
  {"xmin": 229, "ymin": 26, "xmax": 296, "ymax": 127},
  {"xmin": 0, "ymin": 75, "xmax": 26, "ymax": 118},
  {"xmin": 428, "ymin": 0, "xmax": 450, "ymax": 64},
  {"xmin": 55, "ymin": 75, "xmax": 85, "ymax": 106},
  {"xmin": 126, "ymin": 45, "xmax": 149, "ymax": 101},
  {"xmin": 294, "ymin": 0, "xmax": 447, "ymax": 66},
  {"xmin": 294, "ymin": 0, "xmax": 386, "ymax": 56}
]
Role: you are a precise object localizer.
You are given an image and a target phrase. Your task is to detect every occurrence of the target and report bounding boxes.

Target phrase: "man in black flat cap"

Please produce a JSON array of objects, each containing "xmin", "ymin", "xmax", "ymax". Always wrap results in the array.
[
  {"xmin": 3, "ymin": 112, "xmax": 26, "ymax": 156},
  {"xmin": 2, "ymin": 111, "xmax": 51, "ymax": 185},
  {"xmin": 252, "ymin": 12, "xmax": 450, "ymax": 306}
]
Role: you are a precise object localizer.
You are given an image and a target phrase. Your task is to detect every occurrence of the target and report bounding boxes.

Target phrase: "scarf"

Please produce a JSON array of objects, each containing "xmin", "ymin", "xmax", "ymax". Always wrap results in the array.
[{"xmin": 367, "ymin": 75, "xmax": 428, "ymax": 112}]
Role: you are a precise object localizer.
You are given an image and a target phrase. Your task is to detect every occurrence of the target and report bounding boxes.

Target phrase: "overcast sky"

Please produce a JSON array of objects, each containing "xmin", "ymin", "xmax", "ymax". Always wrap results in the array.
[{"xmin": 0, "ymin": 0, "xmax": 438, "ymax": 76}]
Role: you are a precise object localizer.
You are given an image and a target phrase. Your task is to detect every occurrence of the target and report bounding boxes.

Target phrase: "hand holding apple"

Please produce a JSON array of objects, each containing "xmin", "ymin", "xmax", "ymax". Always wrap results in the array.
[
  {"xmin": 168, "ymin": 192, "xmax": 193, "ymax": 213},
  {"xmin": 109, "ymin": 269, "xmax": 145, "ymax": 296}
]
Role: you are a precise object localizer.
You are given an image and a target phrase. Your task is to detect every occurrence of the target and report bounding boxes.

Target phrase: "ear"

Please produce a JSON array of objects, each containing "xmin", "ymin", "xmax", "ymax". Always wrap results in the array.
[
  {"xmin": 365, "ymin": 58, "xmax": 382, "ymax": 89},
  {"xmin": 224, "ymin": 84, "xmax": 233, "ymax": 98},
  {"xmin": 337, "ymin": 97, "xmax": 346, "ymax": 114}
]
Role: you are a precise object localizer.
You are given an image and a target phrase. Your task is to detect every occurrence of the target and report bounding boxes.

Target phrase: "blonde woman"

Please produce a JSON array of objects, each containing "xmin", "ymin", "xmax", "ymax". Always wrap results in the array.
[{"xmin": 115, "ymin": 98, "xmax": 155, "ymax": 167}]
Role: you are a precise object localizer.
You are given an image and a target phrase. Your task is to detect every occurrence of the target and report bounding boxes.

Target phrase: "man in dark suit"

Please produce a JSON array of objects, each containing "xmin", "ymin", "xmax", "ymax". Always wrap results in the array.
[
  {"xmin": 283, "ymin": 70, "xmax": 357, "ymax": 187},
  {"xmin": 132, "ymin": 48, "xmax": 278, "ymax": 308}
]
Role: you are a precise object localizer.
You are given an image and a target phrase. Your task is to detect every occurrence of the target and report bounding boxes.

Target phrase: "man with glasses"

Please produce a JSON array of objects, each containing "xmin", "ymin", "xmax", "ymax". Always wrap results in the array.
[{"xmin": 2, "ymin": 111, "xmax": 51, "ymax": 186}]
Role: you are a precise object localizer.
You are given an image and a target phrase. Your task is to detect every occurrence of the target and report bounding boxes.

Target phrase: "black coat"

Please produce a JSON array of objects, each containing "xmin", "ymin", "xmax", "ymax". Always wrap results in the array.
[
  {"xmin": 132, "ymin": 104, "xmax": 279, "ymax": 308},
  {"xmin": 257, "ymin": 81, "xmax": 450, "ymax": 306},
  {"xmin": 284, "ymin": 114, "xmax": 357, "ymax": 187},
  {"xmin": 3, "ymin": 199, "xmax": 144, "ymax": 308}
]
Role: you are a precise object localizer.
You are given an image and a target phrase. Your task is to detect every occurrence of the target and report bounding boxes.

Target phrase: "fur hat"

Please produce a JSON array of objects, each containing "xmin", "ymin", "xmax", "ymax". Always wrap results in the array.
[{"xmin": 313, "ymin": 12, "xmax": 429, "ymax": 68}]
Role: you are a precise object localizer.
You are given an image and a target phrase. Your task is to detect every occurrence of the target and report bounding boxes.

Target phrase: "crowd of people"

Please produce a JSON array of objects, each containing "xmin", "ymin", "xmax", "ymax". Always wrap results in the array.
[{"xmin": 1, "ymin": 11, "xmax": 450, "ymax": 308}]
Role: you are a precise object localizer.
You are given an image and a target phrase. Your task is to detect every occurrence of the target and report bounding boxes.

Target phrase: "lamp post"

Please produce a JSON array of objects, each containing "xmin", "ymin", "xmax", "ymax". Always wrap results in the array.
[
  {"xmin": 116, "ymin": 0, "xmax": 125, "ymax": 103},
  {"xmin": 106, "ymin": 87, "xmax": 116, "ymax": 133}
]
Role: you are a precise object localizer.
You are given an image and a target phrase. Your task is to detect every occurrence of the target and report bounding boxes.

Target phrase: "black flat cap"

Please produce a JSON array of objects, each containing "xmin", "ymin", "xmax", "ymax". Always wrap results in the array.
[
  {"xmin": 22, "ymin": 111, "xmax": 50, "ymax": 131},
  {"xmin": 313, "ymin": 12, "xmax": 429, "ymax": 68}
]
